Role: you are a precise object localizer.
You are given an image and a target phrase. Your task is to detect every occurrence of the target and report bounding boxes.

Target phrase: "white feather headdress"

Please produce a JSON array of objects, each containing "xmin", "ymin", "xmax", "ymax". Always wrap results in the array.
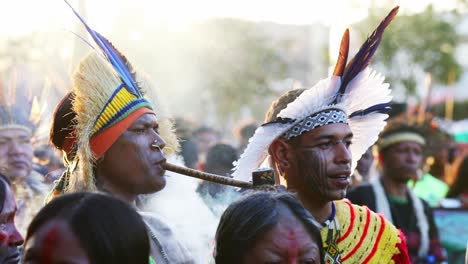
[{"xmin": 233, "ymin": 7, "xmax": 399, "ymax": 181}]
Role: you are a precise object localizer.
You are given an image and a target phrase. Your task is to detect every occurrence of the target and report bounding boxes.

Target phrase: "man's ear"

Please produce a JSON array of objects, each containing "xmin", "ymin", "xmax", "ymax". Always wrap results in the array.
[{"xmin": 269, "ymin": 139, "xmax": 292, "ymax": 170}]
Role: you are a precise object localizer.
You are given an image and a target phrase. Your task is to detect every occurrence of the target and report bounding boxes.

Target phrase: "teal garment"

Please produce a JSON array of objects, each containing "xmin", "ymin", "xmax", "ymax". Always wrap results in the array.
[
  {"xmin": 149, "ymin": 256, "xmax": 156, "ymax": 264},
  {"xmin": 409, "ymin": 173, "xmax": 448, "ymax": 207}
]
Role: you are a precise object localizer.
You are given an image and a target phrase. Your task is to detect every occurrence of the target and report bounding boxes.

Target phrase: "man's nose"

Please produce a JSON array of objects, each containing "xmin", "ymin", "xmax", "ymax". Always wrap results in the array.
[
  {"xmin": 151, "ymin": 133, "xmax": 166, "ymax": 151},
  {"xmin": 335, "ymin": 142, "xmax": 352, "ymax": 164},
  {"xmin": 8, "ymin": 226, "xmax": 24, "ymax": 246},
  {"xmin": 8, "ymin": 141, "xmax": 26, "ymax": 155}
]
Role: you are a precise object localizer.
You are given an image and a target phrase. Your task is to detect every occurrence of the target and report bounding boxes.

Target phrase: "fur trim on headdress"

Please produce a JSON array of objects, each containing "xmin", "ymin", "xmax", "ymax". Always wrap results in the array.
[
  {"xmin": 68, "ymin": 52, "xmax": 179, "ymax": 193},
  {"xmin": 233, "ymin": 7, "xmax": 398, "ymax": 181},
  {"xmin": 69, "ymin": 52, "xmax": 121, "ymax": 192}
]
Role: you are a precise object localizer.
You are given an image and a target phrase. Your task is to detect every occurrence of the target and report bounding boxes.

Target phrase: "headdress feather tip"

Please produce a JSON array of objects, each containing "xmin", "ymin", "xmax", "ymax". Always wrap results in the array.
[{"xmin": 64, "ymin": 0, "xmax": 140, "ymax": 97}]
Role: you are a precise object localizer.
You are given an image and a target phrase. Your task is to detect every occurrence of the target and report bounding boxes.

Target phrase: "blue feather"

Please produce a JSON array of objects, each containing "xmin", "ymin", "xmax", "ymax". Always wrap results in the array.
[{"xmin": 64, "ymin": 0, "xmax": 141, "ymax": 97}]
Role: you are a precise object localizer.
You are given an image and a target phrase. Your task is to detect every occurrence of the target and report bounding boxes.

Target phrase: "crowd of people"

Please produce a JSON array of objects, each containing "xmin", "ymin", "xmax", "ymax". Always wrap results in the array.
[{"xmin": 0, "ymin": 3, "xmax": 467, "ymax": 264}]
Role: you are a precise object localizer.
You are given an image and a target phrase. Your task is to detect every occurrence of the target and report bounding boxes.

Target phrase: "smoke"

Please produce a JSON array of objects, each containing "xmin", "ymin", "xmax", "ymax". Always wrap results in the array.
[{"xmin": 140, "ymin": 155, "xmax": 239, "ymax": 263}]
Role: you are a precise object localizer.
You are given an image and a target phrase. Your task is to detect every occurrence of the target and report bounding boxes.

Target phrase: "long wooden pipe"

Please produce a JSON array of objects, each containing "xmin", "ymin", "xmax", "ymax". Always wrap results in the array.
[{"xmin": 163, "ymin": 162, "xmax": 254, "ymax": 189}]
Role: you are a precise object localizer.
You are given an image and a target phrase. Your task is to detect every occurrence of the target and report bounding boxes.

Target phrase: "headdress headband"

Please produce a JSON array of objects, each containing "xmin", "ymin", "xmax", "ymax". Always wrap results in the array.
[
  {"xmin": 233, "ymin": 7, "xmax": 399, "ymax": 181},
  {"xmin": 377, "ymin": 132, "xmax": 426, "ymax": 151},
  {"xmin": 65, "ymin": 0, "xmax": 156, "ymax": 158}
]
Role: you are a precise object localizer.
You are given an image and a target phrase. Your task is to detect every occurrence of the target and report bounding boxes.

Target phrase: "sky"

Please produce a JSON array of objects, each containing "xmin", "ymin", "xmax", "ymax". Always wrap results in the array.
[{"xmin": 0, "ymin": 0, "xmax": 461, "ymax": 37}]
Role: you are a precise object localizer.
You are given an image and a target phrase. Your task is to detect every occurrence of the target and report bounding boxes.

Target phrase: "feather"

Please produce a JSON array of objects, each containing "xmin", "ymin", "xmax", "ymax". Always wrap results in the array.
[
  {"xmin": 349, "ymin": 102, "xmax": 391, "ymax": 118},
  {"xmin": 334, "ymin": 6, "xmax": 399, "ymax": 103},
  {"xmin": 277, "ymin": 77, "xmax": 341, "ymax": 120},
  {"xmin": 348, "ymin": 112, "xmax": 388, "ymax": 171},
  {"xmin": 332, "ymin": 29, "xmax": 350, "ymax": 77},
  {"xmin": 64, "ymin": 0, "xmax": 140, "ymax": 97},
  {"xmin": 232, "ymin": 123, "xmax": 292, "ymax": 181}
]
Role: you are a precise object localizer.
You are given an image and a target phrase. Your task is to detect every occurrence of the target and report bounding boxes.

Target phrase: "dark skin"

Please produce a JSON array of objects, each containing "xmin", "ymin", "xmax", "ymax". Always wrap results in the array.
[
  {"xmin": 380, "ymin": 141, "xmax": 423, "ymax": 200},
  {"xmin": 269, "ymin": 123, "xmax": 353, "ymax": 223},
  {"xmin": 95, "ymin": 113, "xmax": 167, "ymax": 204}
]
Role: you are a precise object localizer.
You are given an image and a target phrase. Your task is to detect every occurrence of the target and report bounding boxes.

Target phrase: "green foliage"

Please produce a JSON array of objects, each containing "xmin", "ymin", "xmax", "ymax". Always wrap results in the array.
[{"xmin": 355, "ymin": 5, "xmax": 462, "ymax": 97}]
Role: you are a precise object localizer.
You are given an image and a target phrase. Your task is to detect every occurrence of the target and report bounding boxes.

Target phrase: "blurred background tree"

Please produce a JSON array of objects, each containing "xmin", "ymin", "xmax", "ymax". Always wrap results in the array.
[{"xmin": 354, "ymin": 4, "xmax": 462, "ymax": 99}]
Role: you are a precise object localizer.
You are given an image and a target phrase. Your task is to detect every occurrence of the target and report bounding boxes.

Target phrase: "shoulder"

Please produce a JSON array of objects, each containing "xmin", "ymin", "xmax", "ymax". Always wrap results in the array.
[
  {"xmin": 139, "ymin": 211, "xmax": 195, "ymax": 263},
  {"xmin": 333, "ymin": 200, "xmax": 408, "ymax": 263}
]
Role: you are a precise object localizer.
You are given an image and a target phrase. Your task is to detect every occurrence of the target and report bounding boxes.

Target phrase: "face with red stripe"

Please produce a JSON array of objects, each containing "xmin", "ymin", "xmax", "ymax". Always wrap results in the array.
[
  {"xmin": 242, "ymin": 206, "xmax": 321, "ymax": 264},
  {"xmin": 23, "ymin": 220, "xmax": 89, "ymax": 264}
]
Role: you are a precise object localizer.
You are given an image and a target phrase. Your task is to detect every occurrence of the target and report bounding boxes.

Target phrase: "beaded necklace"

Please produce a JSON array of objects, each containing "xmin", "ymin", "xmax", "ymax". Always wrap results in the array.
[{"xmin": 322, "ymin": 202, "xmax": 342, "ymax": 264}]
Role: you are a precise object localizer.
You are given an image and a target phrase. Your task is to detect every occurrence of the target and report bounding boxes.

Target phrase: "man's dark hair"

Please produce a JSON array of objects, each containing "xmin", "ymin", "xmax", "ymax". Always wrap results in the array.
[
  {"xmin": 214, "ymin": 191, "xmax": 324, "ymax": 264},
  {"xmin": 26, "ymin": 192, "xmax": 149, "ymax": 264},
  {"xmin": 49, "ymin": 92, "xmax": 76, "ymax": 158},
  {"xmin": 205, "ymin": 144, "xmax": 238, "ymax": 175}
]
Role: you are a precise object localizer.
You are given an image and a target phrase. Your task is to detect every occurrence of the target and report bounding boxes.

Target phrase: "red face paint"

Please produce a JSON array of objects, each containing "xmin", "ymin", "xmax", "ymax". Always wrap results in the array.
[
  {"xmin": 42, "ymin": 225, "xmax": 58, "ymax": 264},
  {"xmin": 242, "ymin": 208, "xmax": 321, "ymax": 264},
  {"xmin": 284, "ymin": 229, "xmax": 300, "ymax": 264}
]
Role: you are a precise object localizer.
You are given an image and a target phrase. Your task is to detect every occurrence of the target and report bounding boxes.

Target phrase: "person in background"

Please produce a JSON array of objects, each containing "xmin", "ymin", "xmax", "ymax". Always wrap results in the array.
[
  {"xmin": 0, "ymin": 174, "xmax": 23, "ymax": 264},
  {"xmin": 233, "ymin": 121, "xmax": 258, "ymax": 156},
  {"xmin": 23, "ymin": 192, "xmax": 150, "ymax": 264},
  {"xmin": 32, "ymin": 144, "xmax": 64, "ymax": 184},
  {"xmin": 214, "ymin": 191, "xmax": 324, "ymax": 264},
  {"xmin": 0, "ymin": 68, "xmax": 49, "ymax": 235},
  {"xmin": 193, "ymin": 126, "xmax": 219, "ymax": 170},
  {"xmin": 196, "ymin": 143, "xmax": 239, "ymax": 215},
  {"xmin": 347, "ymin": 121, "xmax": 446, "ymax": 263},
  {"xmin": 173, "ymin": 117, "xmax": 199, "ymax": 169},
  {"xmin": 349, "ymin": 147, "xmax": 376, "ymax": 189}
]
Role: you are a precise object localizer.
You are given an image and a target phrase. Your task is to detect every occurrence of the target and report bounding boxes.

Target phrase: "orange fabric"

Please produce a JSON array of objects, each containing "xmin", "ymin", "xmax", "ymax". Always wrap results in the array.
[{"xmin": 90, "ymin": 107, "xmax": 154, "ymax": 158}]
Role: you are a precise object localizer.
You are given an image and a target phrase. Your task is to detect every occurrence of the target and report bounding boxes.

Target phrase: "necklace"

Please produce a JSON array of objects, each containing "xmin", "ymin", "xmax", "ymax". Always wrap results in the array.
[
  {"xmin": 145, "ymin": 223, "xmax": 170, "ymax": 264},
  {"xmin": 322, "ymin": 202, "xmax": 342, "ymax": 263}
]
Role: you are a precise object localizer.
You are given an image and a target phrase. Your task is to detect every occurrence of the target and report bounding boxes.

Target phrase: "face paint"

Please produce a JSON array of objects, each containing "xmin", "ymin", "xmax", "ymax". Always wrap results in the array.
[
  {"xmin": 288, "ymin": 123, "xmax": 353, "ymax": 201},
  {"xmin": 242, "ymin": 207, "xmax": 321, "ymax": 264},
  {"xmin": 23, "ymin": 220, "xmax": 89, "ymax": 264},
  {"xmin": 296, "ymin": 148, "xmax": 331, "ymax": 199},
  {"xmin": 42, "ymin": 225, "xmax": 58, "ymax": 264}
]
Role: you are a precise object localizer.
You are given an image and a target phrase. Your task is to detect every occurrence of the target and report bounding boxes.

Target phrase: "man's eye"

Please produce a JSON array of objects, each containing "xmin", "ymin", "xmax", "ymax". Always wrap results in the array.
[
  {"xmin": 318, "ymin": 142, "xmax": 333, "ymax": 149},
  {"xmin": 344, "ymin": 140, "xmax": 352, "ymax": 148},
  {"xmin": 133, "ymin": 128, "xmax": 146, "ymax": 134}
]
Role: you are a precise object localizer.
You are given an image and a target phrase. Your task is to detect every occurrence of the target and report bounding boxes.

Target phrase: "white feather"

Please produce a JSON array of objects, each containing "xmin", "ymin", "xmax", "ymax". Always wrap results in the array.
[
  {"xmin": 278, "ymin": 76, "xmax": 341, "ymax": 119},
  {"xmin": 348, "ymin": 113, "xmax": 388, "ymax": 171},
  {"xmin": 232, "ymin": 123, "xmax": 291, "ymax": 181}
]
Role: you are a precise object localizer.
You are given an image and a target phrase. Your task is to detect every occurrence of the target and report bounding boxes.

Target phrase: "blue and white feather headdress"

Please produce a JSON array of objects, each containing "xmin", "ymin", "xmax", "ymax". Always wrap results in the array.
[{"xmin": 233, "ymin": 7, "xmax": 399, "ymax": 181}]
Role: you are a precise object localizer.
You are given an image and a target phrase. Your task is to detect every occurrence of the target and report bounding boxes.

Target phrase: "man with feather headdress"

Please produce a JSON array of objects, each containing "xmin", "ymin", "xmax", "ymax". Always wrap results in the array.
[
  {"xmin": 0, "ymin": 67, "xmax": 49, "ymax": 235},
  {"xmin": 232, "ymin": 7, "xmax": 410, "ymax": 263}
]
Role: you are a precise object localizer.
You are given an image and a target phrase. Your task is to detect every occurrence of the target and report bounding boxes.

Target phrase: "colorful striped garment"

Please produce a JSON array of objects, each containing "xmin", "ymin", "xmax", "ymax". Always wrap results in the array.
[{"xmin": 320, "ymin": 200, "xmax": 410, "ymax": 264}]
